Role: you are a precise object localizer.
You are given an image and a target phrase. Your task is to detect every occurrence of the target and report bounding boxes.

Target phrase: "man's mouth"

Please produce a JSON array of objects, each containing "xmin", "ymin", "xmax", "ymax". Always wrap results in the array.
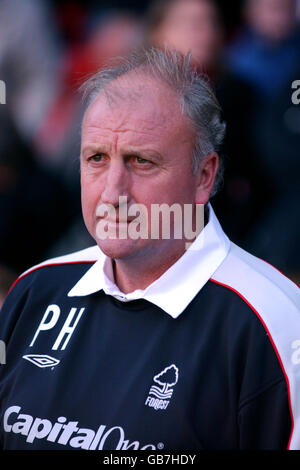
[{"xmin": 99, "ymin": 216, "xmax": 137, "ymax": 224}]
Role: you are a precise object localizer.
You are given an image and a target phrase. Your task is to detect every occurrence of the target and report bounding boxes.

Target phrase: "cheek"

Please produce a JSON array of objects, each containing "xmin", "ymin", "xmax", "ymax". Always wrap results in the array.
[
  {"xmin": 137, "ymin": 172, "xmax": 196, "ymax": 205},
  {"xmin": 81, "ymin": 180, "xmax": 101, "ymax": 229}
]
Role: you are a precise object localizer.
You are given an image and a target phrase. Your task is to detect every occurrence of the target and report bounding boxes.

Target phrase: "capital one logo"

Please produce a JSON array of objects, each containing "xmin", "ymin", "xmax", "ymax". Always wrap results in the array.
[{"xmin": 4, "ymin": 406, "xmax": 159, "ymax": 450}]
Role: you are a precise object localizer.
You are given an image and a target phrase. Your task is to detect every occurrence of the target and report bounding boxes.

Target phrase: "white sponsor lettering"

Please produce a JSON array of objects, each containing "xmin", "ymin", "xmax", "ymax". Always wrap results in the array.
[
  {"xmin": 69, "ymin": 428, "xmax": 95, "ymax": 449},
  {"xmin": 47, "ymin": 417, "xmax": 67, "ymax": 442},
  {"xmin": 12, "ymin": 414, "xmax": 33, "ymax": 435},
  {"xmin": 4, "ymin": 406, "xmax": 21, "ymax": 432},
  {"xmin": 26, "ymin": 418, "xmax": 52, "ymax": 443},
  {"xmin": 3, "ymin": 406, "xmax": 159, "ymax": 450}
]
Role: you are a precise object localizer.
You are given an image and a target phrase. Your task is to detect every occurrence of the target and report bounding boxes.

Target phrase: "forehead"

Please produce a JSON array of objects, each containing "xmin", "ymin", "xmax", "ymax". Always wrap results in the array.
[{"xmin": 81, "ymin": 74, "xmax": 193, "ymax": 143}]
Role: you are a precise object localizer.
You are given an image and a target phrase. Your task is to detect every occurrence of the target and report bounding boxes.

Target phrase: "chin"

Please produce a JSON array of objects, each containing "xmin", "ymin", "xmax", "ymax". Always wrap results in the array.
[{"xmin": 96, "ymin": 238, "xmax": 144, "ymax": 260}]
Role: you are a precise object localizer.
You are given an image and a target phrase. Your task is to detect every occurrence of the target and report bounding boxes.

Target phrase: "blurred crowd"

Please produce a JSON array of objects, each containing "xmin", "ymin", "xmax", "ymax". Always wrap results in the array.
[{"xmin": 0, "ymin": 0, "xmax": 299, "ymax": 306}]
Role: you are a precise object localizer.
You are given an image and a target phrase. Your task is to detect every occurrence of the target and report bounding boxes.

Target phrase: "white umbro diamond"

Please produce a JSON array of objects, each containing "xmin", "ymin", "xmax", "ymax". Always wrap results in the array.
[{"xmin": 22, "ymin": 354, "xmax": 60, "ymax": 368}]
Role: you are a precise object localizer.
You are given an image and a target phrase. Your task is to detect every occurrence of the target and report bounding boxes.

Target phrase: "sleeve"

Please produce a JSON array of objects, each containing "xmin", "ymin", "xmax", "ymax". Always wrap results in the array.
[
  {"xmin": 0, "ymin": 274, "xmax": 32, "ymax": 356},
  {"xmin": 230, "ymin": 292, "xmax": 295, "ymax": 451},
  {"xmin": 238, "ymin": 377, "xmax": 292, "ymax": 449},
  {"xmin": 0, "ymin": 277, "xmax": 29, "ymax": 450}
]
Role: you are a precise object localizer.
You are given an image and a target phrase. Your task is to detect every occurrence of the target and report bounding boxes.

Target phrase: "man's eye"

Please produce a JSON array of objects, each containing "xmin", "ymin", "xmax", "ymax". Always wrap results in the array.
[
  {"xmin": 135, "ymin": 157, "xmax": 150, "ymax": 164},
  {"xmin": 89, "ymin": 154, "xmax": 103, "ymax": 162}
]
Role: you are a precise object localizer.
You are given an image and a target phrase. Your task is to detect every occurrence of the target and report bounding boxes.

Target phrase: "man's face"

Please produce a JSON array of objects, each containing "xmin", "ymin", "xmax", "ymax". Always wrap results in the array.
[
  {"xmin": 80, "ymin": 74, "xmax": 208, "ymax": 264},
  {"xmin": 151, "ymin": 0, "xmax": 223, "ymax": 70},
  {"xmin": 246, "ymin": 0, "xmax": 296, "ymax": 41}
]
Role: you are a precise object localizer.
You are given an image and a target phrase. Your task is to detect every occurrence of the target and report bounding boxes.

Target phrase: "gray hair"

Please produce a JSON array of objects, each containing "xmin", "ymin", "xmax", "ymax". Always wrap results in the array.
[{"xmin": 79, "ymin": 47, "xmax": 226, "ymax": 197}]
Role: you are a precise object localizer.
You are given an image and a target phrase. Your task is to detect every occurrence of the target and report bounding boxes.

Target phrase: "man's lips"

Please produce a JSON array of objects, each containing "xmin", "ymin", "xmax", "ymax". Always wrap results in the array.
[{"xmin": 97, "ymin": 216, "xmax": 137, "ymax": 224}]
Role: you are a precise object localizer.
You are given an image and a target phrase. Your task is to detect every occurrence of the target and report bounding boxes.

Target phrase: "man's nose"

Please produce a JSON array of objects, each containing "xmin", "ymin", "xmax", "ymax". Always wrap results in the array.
[{"xmin": 100, "ymin": 161, "xmax": 131, "ymax": 207}]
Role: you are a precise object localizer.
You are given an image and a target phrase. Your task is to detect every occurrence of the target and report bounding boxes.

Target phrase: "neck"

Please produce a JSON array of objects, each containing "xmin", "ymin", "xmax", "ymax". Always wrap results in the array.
[
  {"xmin": 112, "ymin": 204, "xmax": 209, "ymax": 293},
  {"xmin": 112, "ymin": 240, "xmax": 187, "ymax": 294}
]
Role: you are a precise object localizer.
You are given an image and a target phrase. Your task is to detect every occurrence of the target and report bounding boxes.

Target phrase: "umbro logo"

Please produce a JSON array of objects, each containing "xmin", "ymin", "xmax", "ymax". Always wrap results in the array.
[
  {"xmin": 22, "ymin": 354, "xmax": 60, "ymax": 368},
  {"xmin": 145, "ymin": 364, "xmax": 179, "ymax": 411}
]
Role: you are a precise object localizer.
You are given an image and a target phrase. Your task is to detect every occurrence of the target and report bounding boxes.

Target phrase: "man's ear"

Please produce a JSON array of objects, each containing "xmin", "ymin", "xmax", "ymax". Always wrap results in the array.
[{"xmin": 195, "ymin": 152, "xmax": 219, "ymax": 204}]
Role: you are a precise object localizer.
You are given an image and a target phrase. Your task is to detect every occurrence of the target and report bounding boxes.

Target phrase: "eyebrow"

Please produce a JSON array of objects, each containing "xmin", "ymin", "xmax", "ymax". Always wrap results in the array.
[
  {"xmin": 81, "ymin": 144, "xmax": 163, "ymax": 162},
  {"xmin": 81, "ymin": 144, "xmax": 110, "ymax": 156},
  {"xmin": 121, "ymin": 147, "xmax": 163, "ymax": 162}
]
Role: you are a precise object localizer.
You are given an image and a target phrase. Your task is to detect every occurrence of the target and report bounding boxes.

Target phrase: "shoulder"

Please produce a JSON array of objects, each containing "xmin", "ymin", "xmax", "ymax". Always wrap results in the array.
[
  {"xmin": 208, "ymin": 239, "xmax": 300, "ymax": 362},
  {"xmin": 210, "ymin": 242, "xmax": 299, "ymax": 315},
  {"xmin": 210, "ymin": 242, "xmax": 300, "ymax": 449},
  {"xmin": 0, "ymin": 245, "xmax": 102, "ymax": 343},
  {"xmin": 6, "ymin": 245, "xmax": 102, "ymax": 296},
  {"xmin": 209, "ymin": 242, "xmax": 299, "ymax": 345}
]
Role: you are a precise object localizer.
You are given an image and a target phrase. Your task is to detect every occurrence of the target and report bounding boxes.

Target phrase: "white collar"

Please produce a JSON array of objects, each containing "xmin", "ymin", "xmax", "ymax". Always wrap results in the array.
[{"xmin": 68, "ymin": 204, "xmax": 230, "ymax": 318}]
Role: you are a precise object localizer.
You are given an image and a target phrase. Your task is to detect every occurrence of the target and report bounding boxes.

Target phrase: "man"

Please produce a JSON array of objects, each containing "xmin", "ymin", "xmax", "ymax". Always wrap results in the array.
[
  {"xmin": 0, "ymin": 48, "xmax": 299, "ymax": 450},
  {"xmin": 227, "ymin": 0, "xmax": 299, "ymax": 98},
  {"xmin": 226, "ymin": 0, "xmax": 300, "ymax": 278}
]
